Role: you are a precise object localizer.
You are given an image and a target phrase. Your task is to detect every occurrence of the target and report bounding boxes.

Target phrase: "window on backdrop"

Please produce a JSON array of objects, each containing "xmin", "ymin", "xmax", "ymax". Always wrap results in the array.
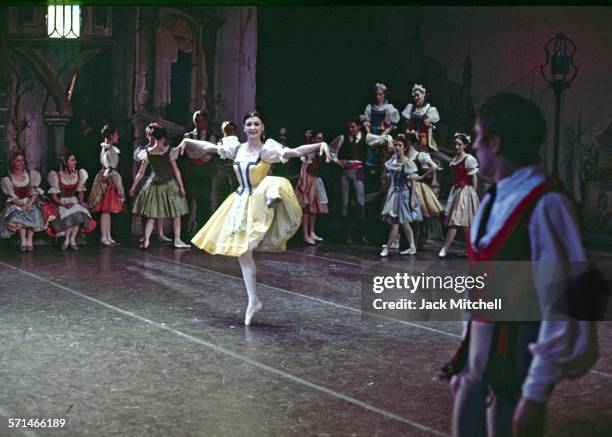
[{"xmin": 47, "ymin": 5, "xmax": 80, "ymax": 39}]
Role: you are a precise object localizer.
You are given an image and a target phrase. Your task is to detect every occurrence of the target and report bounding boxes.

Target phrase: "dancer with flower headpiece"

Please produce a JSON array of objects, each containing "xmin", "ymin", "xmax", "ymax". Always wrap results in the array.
[
  {"xmin": 361, "ymin": 82, "xmax": 400, "ymax": 194},
  {"xmin": 379, "ymin": 134, "xmax": 422, "ymax": 257},
  {"xmin": 47, "ymin": 151, "xmax": 97, "ymax": 250},
  {"xmin": 88, "ymin": 124, "xmax": 125, "ymax": 247},
  {"xmin": 401, "ymin": 84, "xmax": 441, "ymax": 152},
  {"xmin": 404, "ymin": 130, "xmax": 444, "ymax": 249},
  {"xmin": 439, "ymin": 133, "xmax": 479, "ymax": 258},
  {"xmin": 295, "ymin": 130, "xmax": 330, "ymax": 245}
]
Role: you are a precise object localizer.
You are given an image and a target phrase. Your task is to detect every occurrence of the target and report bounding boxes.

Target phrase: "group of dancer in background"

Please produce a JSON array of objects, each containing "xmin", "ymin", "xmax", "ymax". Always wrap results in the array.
[
  {"xmin": 287, "ymin": 82, "xmax": 481, "ymax": 258},
  {"xmin": 0, "ymin": 82, "xmax": 480, "ymax": 260}
]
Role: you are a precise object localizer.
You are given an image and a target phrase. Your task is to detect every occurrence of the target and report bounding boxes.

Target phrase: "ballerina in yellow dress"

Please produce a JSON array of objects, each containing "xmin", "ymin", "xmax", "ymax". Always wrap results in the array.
[{"xmin": 178, "ymin": 111, "xmax": 331, "ymax": 325}]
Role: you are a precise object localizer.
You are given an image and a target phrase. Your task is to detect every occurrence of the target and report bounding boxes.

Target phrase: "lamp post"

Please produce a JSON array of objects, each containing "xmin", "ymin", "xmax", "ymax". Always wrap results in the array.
[{"xmin": 540, "ymin": 33, "xmax": 578, "ymax": 177}]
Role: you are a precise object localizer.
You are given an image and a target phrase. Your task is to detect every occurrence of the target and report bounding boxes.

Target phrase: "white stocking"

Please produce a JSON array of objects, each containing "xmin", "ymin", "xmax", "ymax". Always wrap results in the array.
[{"xmin": 238, "ymin": 250, "xmax": 262, "ymax": 325}]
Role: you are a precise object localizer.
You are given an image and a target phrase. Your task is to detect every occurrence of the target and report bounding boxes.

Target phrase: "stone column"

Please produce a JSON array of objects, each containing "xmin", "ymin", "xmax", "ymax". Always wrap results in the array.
[{"xmin": 43, "ymin": 115, "xmax": 71, "ymax": 174}]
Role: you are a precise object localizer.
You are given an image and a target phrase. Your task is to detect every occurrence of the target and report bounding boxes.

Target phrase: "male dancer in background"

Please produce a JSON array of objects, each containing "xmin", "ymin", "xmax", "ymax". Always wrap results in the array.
[{"xmin": 183, "ymin": 110, "xmax": 216, "ymax": 234}]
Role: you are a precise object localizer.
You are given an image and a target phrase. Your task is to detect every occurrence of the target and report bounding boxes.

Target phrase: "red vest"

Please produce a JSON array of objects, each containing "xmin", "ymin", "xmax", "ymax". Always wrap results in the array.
[
  {"xmin": 450, "ymin": 157, "xmax": 470, "ymax": 188},
  {"xmin": 58, "ymin": 171, "xmax": 81, "ymax": 198},
  {"xmin": 442, "ymin": 178, "xmax": 565, "ymax": 395},
  {"xmin": 13, "ymin": 180, "xmax": 31, "ymax": 199}
]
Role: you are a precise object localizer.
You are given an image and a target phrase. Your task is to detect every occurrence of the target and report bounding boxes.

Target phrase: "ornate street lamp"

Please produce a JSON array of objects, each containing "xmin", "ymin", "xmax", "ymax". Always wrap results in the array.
[{"xmin": 541, "ymin": 33, "xmax": 578, "ymax": 177}]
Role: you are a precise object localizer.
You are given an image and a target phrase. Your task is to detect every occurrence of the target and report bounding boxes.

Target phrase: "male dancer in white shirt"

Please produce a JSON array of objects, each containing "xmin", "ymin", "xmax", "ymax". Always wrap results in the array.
[{"xmin": 445, "ymin": 93, "xmax": 599, "ymax": 437}]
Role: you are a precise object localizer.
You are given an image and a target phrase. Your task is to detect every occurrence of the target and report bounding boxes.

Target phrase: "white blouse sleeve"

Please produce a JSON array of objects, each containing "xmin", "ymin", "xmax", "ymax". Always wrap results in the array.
[
  {"xmin": 425, "ymin": 106, "xmax": 440, "ymax": 125},
  {"xmin": 417, "ymin": 152, "xmax": 432, "ymax": 166},
  {"xmin": 77, "ymin": 169, "xmax": 88, "ymax": 191},
  {"xmin": 261, "ymin": 139, "xmax": 290, "ymax": 164},
  {"xmin": 47, "ymin": 171, "xmax": 61, "ymax": 194},
  {"xmin": 386, "ymin": 104, "xmax": 401, "ymax": 126},
  {"xmin": 362, "ymin": 104, "xmax": 373, "ymax": 127},
  {"xmin": 101, "ymin": 144, "xmax": 120, "ymax": 169},
  {"xmin": 169, "ymin": 146, "xmax": 181, "ymax": 161},
  {"xmin": 1, "ymin": 176, "xmax": 15, "ymax": 200},
  {"xmin": 401, "ymin": 103, "xmax": 413, "ymax": 120},
  {"xmin": 133, "ymin": 146, "xmax": 147, "ymax": 162},
  {"xmin": 521, "ymin": 193, "xmax": 597, "ymax": 402},
  {"xmin": 217, "ymin": 137, "xmax": 241, "ymax": 160},
  {"xmin": 465, "ymin": 154, "xmax": 479, "ymax": 176},
  {"xmin": 29, "ymin": 170, "xmax": 45, "ymax": 195},
  {"xmin": 403, "ymin": 160, "xmax": 419, "ymax": 177}
]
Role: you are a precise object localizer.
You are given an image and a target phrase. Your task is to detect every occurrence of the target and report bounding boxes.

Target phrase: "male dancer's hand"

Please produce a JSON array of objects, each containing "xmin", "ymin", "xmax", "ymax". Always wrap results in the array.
[{"xmin": 513, "ymin": 396, "xmax": 545, "ymax": 437}]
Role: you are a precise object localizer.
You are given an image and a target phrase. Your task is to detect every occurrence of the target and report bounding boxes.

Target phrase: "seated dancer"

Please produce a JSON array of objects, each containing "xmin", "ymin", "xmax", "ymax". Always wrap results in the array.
[
  {"xmin": 129, "ymin": 123, "xmax": 190, "ymax": 249},
  {"xmin": 295, "ymin": 130, "xmax": 329, "ymax": 244},
  {"xmin": 379, "ymin": 135, "xmax": 422, "ymax": 257},
  {"xmin": 0, "ymin": 152, "xmax": 50, "ymax": 251},
  {"xmin": 443, "ymin": 93, "xmax": 599, "ymax": 437},
  {"xmin": 178, "ymin": 110, "xmax": 331, "ymax": 325},
  {"xmin": 88, "ymin": 124, "xmax": 125, "ymax": 247},
  {"xmin": 439, "ymin": 133, "xmax": 479, "ymax": 258},
  {"xmin": 47, "ymin": 151, "xmax": 96, "ymax": 250}
]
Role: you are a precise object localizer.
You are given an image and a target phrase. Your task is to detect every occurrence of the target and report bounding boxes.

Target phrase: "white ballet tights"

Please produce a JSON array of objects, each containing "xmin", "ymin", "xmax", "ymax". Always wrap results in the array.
[{"xmin": 238, "ymin": 250, "xmax": 262, "ymax": 325}]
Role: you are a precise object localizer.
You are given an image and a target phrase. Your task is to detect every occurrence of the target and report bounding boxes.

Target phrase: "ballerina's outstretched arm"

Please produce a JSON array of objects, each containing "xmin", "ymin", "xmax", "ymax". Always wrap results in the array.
[
  {"xmin": 177, "ymin": 138, "xmax": 219, "ymax": 160},
  {"xmin": 282, "ymin": 141, "xmax": 332, "ymax": 162}
]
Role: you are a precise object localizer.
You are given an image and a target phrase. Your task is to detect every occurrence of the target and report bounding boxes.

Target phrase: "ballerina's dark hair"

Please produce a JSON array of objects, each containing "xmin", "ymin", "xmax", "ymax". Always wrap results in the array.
[
  {"xmin": 453, "ymin": 132, "xmax": 472, "ymax": 149},
  {"xmin": 58, "ymin": 150, "xmax": 76, "ymax": 170},
  {"xmin": 403, "ymin": 131, "xmax": 419, "ymax": 145},
  {"xmin": 394, "ymin": 134, "xmax": 409, "ymax": 147},
  {"xmin": 150, "ymin": 124, "xmax": 167, "ymax": 140},
  {"xmin": 101, "ymin": 123, "xmax": 118, "ymax": 140},
  {"xmin": 243, "ymin": 110, "xmax": 265, "ymax": 124}
]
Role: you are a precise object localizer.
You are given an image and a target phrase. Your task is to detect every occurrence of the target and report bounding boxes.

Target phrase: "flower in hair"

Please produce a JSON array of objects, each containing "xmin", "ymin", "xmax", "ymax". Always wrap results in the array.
[
  {"xmin": 374, "ymin": 82, "xmax": 387, "ymax": 92},
  {"xmin": 412, "ymin": 84, "xmax": 426, "ymax": 94},
  {"xmin": 454, "ymin": 132, "xmax": 471, "ymax": 143}
]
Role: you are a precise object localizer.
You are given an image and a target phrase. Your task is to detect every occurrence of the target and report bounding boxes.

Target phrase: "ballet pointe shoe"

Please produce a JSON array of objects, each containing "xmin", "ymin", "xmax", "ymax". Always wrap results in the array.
[
  {"xmin": 379, "ymin": 247, "xmax": 389, "ymax": 257},
  {"xmin": 158, "ymin": 234, "xmax": 172, "ymax": 243},
  {"xmin": 311, "ymin": 234, "xmax": 324, "ymax": 242},
  {"xmin": 244, "ymin": 299, "xmax": 263, "ymax": 326},
  {"xmin": 438, "ymin": 247, "xmax": 448, "ymax": 258}
]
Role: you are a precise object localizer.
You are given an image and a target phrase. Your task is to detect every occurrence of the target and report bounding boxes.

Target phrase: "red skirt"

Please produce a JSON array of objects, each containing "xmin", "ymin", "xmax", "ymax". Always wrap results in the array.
[{"xmin": 91, "ymin": 185, "xmax": 124, "ymax": 213}]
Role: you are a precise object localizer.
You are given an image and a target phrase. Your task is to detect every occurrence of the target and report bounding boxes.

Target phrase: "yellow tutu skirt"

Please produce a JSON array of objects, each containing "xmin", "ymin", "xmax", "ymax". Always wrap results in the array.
[{"xmin": 191, "ymin": 176, "xmax": 302, "ymax": 257}]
